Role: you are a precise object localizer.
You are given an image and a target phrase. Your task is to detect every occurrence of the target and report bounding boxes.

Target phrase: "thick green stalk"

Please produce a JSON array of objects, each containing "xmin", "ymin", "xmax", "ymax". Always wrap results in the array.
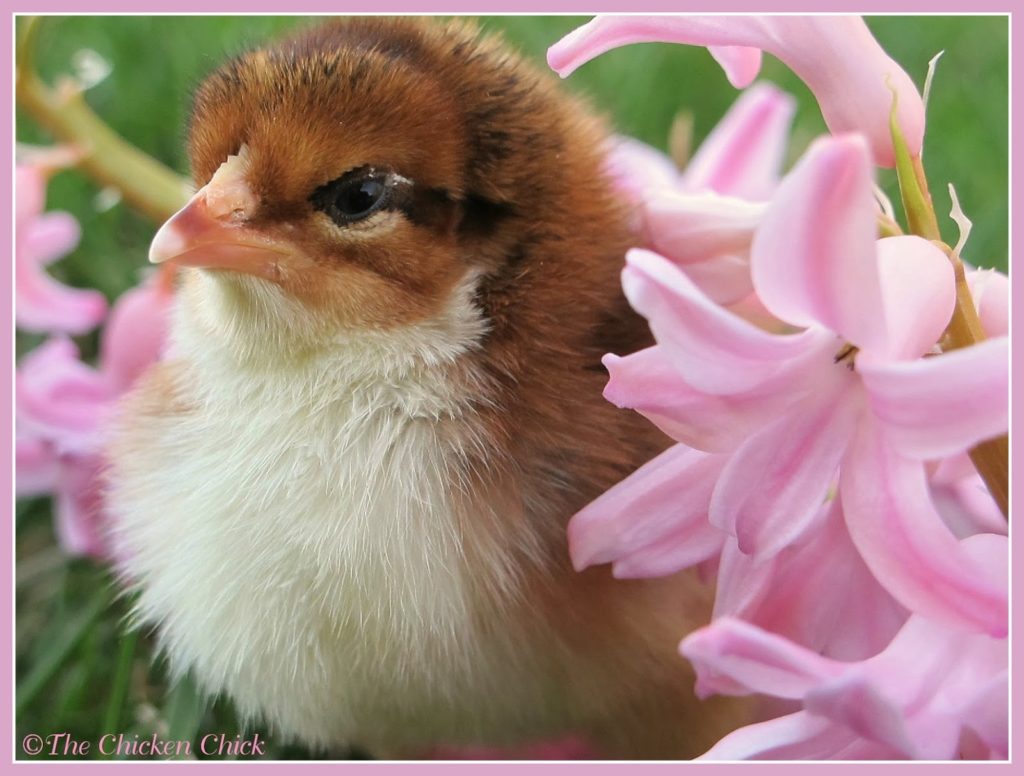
[
  {"xmin": 16, "ymin": 17, "xmax": 189, "ymax": 224},
  {"xmin": 890, "ymin": 90, "xmax": 1008, "ymax": 519}
]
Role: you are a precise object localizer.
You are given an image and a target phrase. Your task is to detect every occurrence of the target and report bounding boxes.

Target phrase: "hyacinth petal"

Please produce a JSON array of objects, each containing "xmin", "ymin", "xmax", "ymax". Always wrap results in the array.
[
  {"xmin": 840, "ymin": 420, "xmax": 1007, "ymax": 636},
  {"xmin": 803, "ymin": 674, "xmax": 918, "ymax": 756},
  {"xmin": 961, "ymin": 672, "xmax": 1008, "ymax": 758},
  {"xmin": 701, "ymin": 713, "xmax": 901, "ymax": 760},
  {"xmin": 682, "ymin": 83, "xmax": 795, "ymax": 199},
  {"xmin": 568, "ymin": 443, "xmax": 724, "ymax": 573},
  {"xmin": 54, "ymin": 455, "xmax": 108, "ymax": 558},
  {"xmin": 610, "ymin": 518, "xmax": 724, "ymax": 579},
  {"xmin": 931, "ymin": 475, "xmax": 1007, "ymax": 539},
  {"xmin": 16, "ymin": 219, "xmax": 108, "ymax": 336},
  {"xmin": 15, "ymin": 338, "xmax": 114, "ymax": 454},
  {"xmin": 623, "ymin": 249, "xmax": 822, "ymax": 394},
  {"xmin": 859, "ymin": 337, "xmax": 1008, "ymax": 459},
  {"xmin": 966, "ymin": 268, "xmax": 1008, "ymax": 338},
  {"xmin": 714, "ymin": 502, "xmax": 908, "ymax": 661},
  {"xmin": 751, "ymin": 134, "xmax": 887, "ymax": 351},
  {"xmin": 15, "ymin": 165, "xmax": 46, "ymax": 223},
  {"xmin": 709, "ymin": 377, "xmax": 858, "ymax": 559},
  {"xmin": 23, "ymin": 212, "xmax": 82, "ymax": 265},
  {"xmin": 644, "ymin": 191, "xmax": 764, "ymax": 265},
  {"xmin": 603, "ymin": 348, "xmax": 798, "ymax": 453},
  {"xmin": 703, "ymin": 715, "xmax": 919, "ymax": 761},
  {"xmin": 604, "ymin": 135, "xmax": 681, "ymax": 203},
  {"xmin": 547, "ymin": 15, "xmax": 923, "ymax": 166},
  {"xmin": 15, "ymin": 271, "xmax": 108, "ymax": 336},
  {"xmin": 681, "ymin": 617, "xmax": 842, "ymax": 699},
  {"xmin": 679, "ymin": 254, "xmax": 755, "ymax": 306},
  {"xmin": 711, "ymin": 538, "xmax": 775, "ymax": 629},
  {"xmin": 101, "ymin": 279, "xmax": 173, "ymax": 392},
  {"xmin": 15, "ymin": 436, "xmax": 59, "ymax": 497},
  {"xmin": 707, "ymin": 45, "xmax": 763, "ymax": 89},
  {"xmin": 874, "ymin": 236, "xmax": 956, "ymax": 360}
]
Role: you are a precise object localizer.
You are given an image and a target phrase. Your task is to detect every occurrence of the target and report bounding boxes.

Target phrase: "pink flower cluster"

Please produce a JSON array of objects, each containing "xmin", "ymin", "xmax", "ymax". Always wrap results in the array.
[
  {"xmin": 553, "ymin": 15, "xmax": 1009, "ymax": 760},
  {"xmin": 15, "ymin": 153, "xmax": 172, "ymax": 558}
]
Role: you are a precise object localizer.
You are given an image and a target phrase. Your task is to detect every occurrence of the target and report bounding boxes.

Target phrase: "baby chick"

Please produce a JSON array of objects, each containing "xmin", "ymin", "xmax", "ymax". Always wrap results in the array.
[{"xmin": 109, "ymin": 17, "xmax": 744, "ymax": 758}]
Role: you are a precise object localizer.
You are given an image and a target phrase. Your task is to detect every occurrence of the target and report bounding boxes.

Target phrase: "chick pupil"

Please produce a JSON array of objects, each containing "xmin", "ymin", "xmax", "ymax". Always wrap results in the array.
[
  {"xmin": 312, "ymin": 166, "xmax": 394, "ymax": 225},
  {"xmin": 339, "ymin": 178, "xmax": 385, "ymax": 217}
]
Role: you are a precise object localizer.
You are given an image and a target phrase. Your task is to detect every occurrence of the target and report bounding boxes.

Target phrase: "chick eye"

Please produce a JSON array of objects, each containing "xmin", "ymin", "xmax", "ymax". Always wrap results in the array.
[{"xmin": 311, "ymin": 167, "xmax": 395, "ymax": 226}]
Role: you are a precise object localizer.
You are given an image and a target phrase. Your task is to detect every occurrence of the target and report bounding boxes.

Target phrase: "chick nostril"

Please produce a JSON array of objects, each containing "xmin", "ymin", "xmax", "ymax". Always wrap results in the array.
[
  {"xmin": 205, "ymin": 145, "xmax": 256, "ymax": 221},
  {"xmin": 204, "ymin": 182, "xmax": 256, "ymax": 222}
]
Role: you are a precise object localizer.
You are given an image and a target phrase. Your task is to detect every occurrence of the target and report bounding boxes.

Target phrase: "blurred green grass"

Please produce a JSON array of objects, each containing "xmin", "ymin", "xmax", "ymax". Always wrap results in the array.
[{"xmin": 14, "ymin": 15, "xmax": 1009, "ymax": 761}]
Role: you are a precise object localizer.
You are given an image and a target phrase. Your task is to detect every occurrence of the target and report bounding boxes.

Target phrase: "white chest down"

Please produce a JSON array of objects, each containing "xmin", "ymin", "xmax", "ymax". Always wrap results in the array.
[{"xmin": 110, "ymin": 346, "xmax": 583, "ymax": 753}]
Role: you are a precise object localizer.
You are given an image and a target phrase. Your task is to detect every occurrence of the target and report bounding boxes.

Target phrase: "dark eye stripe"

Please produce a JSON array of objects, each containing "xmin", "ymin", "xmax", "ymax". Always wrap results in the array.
[
  {"xmin": 311, "ymin": 165, "xmax": 462, "ymax": 235},
  {"xmin": 398, "ymin": 186, "xmax": 461, "ymax": 234},
  {"xmin": 310, "ymin": 166, "xmax": 397, "ymax": 225}
]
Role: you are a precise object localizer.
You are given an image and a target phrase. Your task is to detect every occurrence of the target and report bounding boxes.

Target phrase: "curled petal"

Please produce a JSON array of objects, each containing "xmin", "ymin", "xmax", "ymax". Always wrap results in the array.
[
  {"xmin": 931, "ymin": 475, "xmax": 1007, "ymax": 539},
  {"xmin": 967, "ymin": 268, "xmax": 1008, "ymax": 338},
  {"xmin": 874, "ymin": 236, "xmax": 955, "ymax": 360},
  {"xmin": 751, "ymin": 134, "xmax": 886, "ymax": 352},
  {"xmin": 15, "ymin": 165, "xmax": 46, "ymax": 224},
  {"xmin": 568, "ymin": 443, "xmax": 725, "ymax": 575},
  {"xmin": 676, "ymin": 254, "xmax": 754, "ymax": 306},
  {"xmin": 714, "ymin": 502, "xmax": 908, "ymax": 661},
  {"xmin": 548, "ymin": 15, "xmax": 924, "ymax": 166},
  {"xmin": 16, "ymin": 214, "xmax": 107, "ymax": 335},
  {"xmin": 15, "ymin": 435, "xmax": 59, "ymax": 497},
  {"xmin": 23, "ymin": 212, "xmax": 82, "ymax": 265},
  {"xmin": 698, "ymin": 711, "xmax": 888, "ymax": 760},
  {"xmin": 960, "ymin": 671, "xmax": 1008, "ymax": 758},
  {"xmin": 623, "ymin": 249, "xmax": 824, "ymax": 394},
  {"xmin": 709, "ymin": 375, "xmax": 859, "ymax": 559},
  {"xmin": 681, "ymin": 82, "xmax": 795, "ymax": 199},
  {"xmin": 609, "ymin": 517, "xmax": 724, "ymax": 579},
  {"xmin": 840, "ymin": 419, "xmax": 1007, "ymax": 636},
  {"xmin": 644, "ymin": 191, "xmax": 764, "ymax": 265},
  {"xmin": 603, "ymin": 347, "xmax": 799, "ymax": 453},
  {"xmin": 101, "ymin": 278, "xmax": 173, "ymax": 392},
  {"xmin": 15, "ymin": 338, "xmax": 114, "ymax": 454},
  {"xmin": 707, "ymin": 45, "xmax": 762, "ymax": 88},
  {"xmin": 54, "ymin": 454, "xmax": 110, "ymax": 558},
  {"xmin": 604, "ymin": 135, "xmax": 681, "ymax": 203},
  {"xmin": 859, "ymin": 337, "xmax": 1008, "ymax": 459},
  {"xmin": 803, "ymin": 673, "xmax": 922, "ymax": 757},
  {"xmin": 681, "ymin": 617, "xmax": 842, "ymax": 700}
]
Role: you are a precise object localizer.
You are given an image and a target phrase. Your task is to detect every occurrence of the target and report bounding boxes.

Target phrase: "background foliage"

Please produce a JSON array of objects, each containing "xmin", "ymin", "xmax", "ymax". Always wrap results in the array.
[{"xmin": 15, "ymin": 15, "xmax": 1009, "ymax": 760}]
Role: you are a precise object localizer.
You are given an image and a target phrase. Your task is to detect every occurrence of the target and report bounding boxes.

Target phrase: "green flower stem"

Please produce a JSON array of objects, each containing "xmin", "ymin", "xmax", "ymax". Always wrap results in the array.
[
  {"xmin": 934, "ymin": 241, "xmax": 1008, "ymax": 518},
  {"xmin": 877, "ymin": 213, "xmax": 903, "ymax": 238},
  {"xmin": 16, "ymin": 17, "xmax": 189, "ymax": 224},
  {"xmin": 890, "ymin": 83, "xmax": 1007, "ymax": 519},
  {"xmin": 889, "ymin": 90, "xmax": 941, "ymax": 240}
]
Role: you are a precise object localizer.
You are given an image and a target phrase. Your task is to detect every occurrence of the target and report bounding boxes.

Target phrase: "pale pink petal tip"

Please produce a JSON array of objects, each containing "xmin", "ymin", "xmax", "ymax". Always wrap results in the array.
[
  {"xmin": 708, "ymin": 45, "xmax": 763, "ymax": 88},
  {"xmin": 682, "ymin": 82, "xmax": 796, "ymax": 200},
  {"xmin": 752, "ymin": 133, "xmax": 885, "ymax": 353},
  {"xmin": 547, "ymin": 15, "xmax": 924, "ymax": 166}
]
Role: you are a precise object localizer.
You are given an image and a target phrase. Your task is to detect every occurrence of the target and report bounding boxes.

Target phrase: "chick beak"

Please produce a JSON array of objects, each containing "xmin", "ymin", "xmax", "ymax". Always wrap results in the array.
[{"xmin": 149, "ymin": 149, "xmax": 289, "ymax": 281}]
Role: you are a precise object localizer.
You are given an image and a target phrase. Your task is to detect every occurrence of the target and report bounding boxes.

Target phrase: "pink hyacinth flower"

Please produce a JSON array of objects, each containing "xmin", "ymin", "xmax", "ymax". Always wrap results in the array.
[
  {"xmin": 713, "ymin": 498, "xmax": 909, "ymax": 662},
  {"xmin": 576, "ymin": 134, "xmax": 1007, "ymax": 637},
  {"xmin": 15, "ymin": 277, "xmax": 173, "ymax": 558},
  {"xmin": 680, "ymin": 534, "xmax": 1007, "ymax": 761},
  {"xmin": 16, "ymin": 337, "xmax": 116, "ymax": 558},
  {"xmin": 605, "ymin": 82, "xmax": 794, "ymax": 204},
  {"xmin": 569, "ymin": 444, "xmax": 728, "ymax": 579},
  {"xmin": 605, "ymin": 83, "xmax": 795, "ymax": 305},
  {"xmin": 549, "ymin": 15, "xmax": 924, "ymax": 167},
  {"xmin": 679, "ymin": 82, "xmax": 795, "ymax": 201},
  {"xmin": 15, "ymin": 163, "xmax": 107, "ymax": 335}
]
